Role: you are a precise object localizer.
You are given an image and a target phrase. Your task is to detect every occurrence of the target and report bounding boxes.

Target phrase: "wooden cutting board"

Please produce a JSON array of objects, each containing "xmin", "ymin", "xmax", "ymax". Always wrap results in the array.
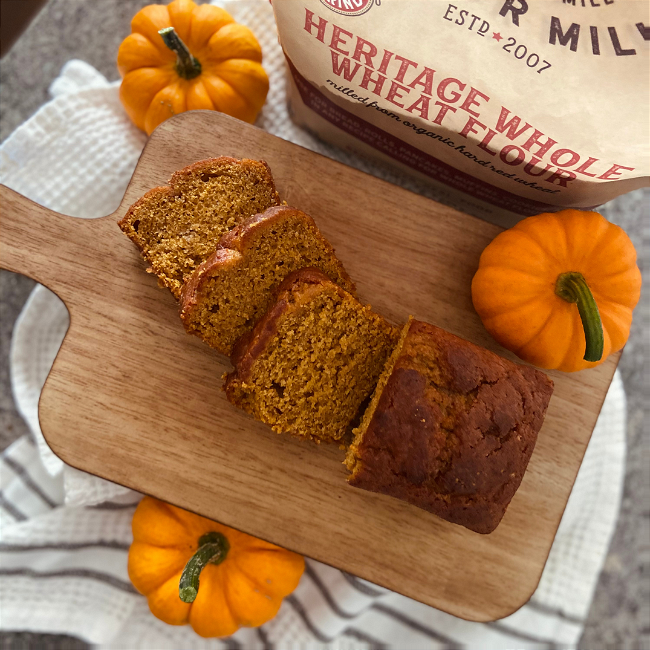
[{"xmin": 0, "ymin": 110, "xmax": 617, "ymax": 622}]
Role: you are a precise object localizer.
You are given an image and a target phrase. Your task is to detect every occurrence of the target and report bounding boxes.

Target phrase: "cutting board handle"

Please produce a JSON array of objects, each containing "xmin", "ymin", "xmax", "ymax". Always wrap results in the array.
[{"xmin": 0, "ymin": 184, "xmax": 86, "ymax": 295}]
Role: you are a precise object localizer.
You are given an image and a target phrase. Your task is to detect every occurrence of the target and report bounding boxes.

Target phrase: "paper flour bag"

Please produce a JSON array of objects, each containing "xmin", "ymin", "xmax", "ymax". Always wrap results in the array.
[{"xmin": 272, "ymin": 0, "xmax": 649, "ymax": 226}]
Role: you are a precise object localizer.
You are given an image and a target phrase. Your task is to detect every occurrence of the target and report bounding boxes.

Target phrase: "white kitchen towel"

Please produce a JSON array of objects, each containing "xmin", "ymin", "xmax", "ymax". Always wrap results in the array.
[
  {"xmin": 0, "ymin": 381, "xmax": 626, "ymax": 650},
  {"xmin": 0, "ymin": 1, "xmax": 628, "ymax": 647}
]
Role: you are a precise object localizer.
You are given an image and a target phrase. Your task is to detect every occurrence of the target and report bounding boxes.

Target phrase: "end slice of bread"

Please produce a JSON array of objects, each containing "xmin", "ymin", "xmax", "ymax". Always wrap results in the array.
[
  {"xmin": 118, "ymin": 157, "xmax": 282, "ymax": 299},
  {"xmin": 345, "ymin": 317, "xmax": 554, "ymax": 533},
  {"xmin": 179, "ymin": 206, "xmax": 356, "ymax": 355}
]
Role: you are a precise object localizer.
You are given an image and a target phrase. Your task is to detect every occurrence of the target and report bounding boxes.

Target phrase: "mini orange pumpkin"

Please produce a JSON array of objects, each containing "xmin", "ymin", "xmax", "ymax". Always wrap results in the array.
[
  {"xmin": 471, "ymin": 209, "xmax": 641, "ymax": 372},
  {"xmin": 128, "ymin": 496, "xmax": 304, "ymax": 637},
  {"xmin": 117, "ymin": 0, "xmax": 269, "ymax": 135}
]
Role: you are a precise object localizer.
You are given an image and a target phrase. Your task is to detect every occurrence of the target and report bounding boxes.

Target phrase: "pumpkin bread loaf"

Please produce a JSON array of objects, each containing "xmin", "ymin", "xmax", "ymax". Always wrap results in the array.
[
  {"xmin": 180, "ymin": 206, "xmax": 356, "ymax": 355},
  {"xmin": 224, "ymin": 268, "xmax": 398, "ymax": 443},
  {"xmin": 345, "ymin": 318, "xmax": 554, "ymax": 534},
  {"xmin": 118, "ymin": 157, "xmax": 281, "ymax": 298}
]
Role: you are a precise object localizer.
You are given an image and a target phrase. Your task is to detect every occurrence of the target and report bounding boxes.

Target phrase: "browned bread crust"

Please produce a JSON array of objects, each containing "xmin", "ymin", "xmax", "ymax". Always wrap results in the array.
[
  {"xmin": 118, "ymin": 157, "xmax": 281, "ymax": 299},
  {"xmin": 218, "ymin": 205, "xmax": 348, "ymax": 255},
  {"xmin": 179, "ymin": 206, "xmax": 356, "ymax": 354},
  {"xmin": 347, "ymin": 318, "xmax": 554, "ymax": 534}
]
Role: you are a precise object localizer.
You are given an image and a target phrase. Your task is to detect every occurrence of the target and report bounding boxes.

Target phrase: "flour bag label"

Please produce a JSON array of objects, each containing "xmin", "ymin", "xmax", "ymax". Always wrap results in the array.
[{"xmin": 273, "ymin": 0, "xmax": 649, "ymax": 225}]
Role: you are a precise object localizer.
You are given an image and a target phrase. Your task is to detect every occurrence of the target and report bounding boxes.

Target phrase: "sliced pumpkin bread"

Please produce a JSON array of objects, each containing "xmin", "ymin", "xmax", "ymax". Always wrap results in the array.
[
  {"xmin": 345, "ymin": 317, "xmax": 554, "ymax": 533},
  {"xmin": 224, "ymin": 268, "xmax": 398, "ymax": 443},
  {"xmin": 180, "ymin": 206, "xmax": 356, "ymax": 355},
  {"xmin": 118, "ymin": 157, "xmax": 281, "ymax": 298}
]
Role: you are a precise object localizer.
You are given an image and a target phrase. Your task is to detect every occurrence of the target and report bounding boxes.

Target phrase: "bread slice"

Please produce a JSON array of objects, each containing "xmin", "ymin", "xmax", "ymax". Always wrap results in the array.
[
  {"xmin": 118, "ymin": 157, "xmax": 282, "ymax": 298},
  {"xmin": 345, "ymin": 317, "xmax": 554, "ymax": 534},
  {"xmin": 224, "ymin": 268, "xmax": 398, "ymax": 443},
  {"xmin": 179, "ymin": 206, "xmax": 356, "ymax": 355}
]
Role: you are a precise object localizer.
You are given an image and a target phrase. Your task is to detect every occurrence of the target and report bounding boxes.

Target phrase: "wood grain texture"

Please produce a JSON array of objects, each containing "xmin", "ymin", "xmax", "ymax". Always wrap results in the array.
[{"xmin": 0, "ymin": 110, "xmax": 618, "ymax": 622}]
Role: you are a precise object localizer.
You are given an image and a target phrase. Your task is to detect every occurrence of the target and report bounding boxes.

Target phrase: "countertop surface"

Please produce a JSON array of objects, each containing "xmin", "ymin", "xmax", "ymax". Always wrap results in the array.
[{"xmin": 0, "ymin": 1, "xmax": 648, "ymax": 649}]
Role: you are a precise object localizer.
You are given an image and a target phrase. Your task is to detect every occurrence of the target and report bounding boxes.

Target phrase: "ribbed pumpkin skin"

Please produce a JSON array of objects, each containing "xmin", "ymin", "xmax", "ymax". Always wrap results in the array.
[
  {"xmin": 471, "ymin": 210, "xmax": 641, "ymax": 372},
  {"xmin": 128, "ymin": 497, "xmax": 304, "ymax": 638},
  {"xmin": 117, "ymin": 0, "xmax": 269, "ymax": 135}
]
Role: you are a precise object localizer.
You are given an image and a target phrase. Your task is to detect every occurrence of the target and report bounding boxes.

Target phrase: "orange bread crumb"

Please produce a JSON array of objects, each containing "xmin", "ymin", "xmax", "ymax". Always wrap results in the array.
[
  {"xmin": 224, "ymin": 269, "xmax": 398, "ymax": 443},
  {"xmin": 180, "ymin": 206, "xmax": 355, "ymax": 355},
  {"xmin": 118, "ymin": 157, "xmax": 281, "ymax": 298}
]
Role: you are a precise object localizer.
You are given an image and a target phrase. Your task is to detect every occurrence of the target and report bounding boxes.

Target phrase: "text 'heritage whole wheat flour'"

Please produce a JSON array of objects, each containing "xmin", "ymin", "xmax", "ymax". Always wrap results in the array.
[{"xmin": 272, "ymin": 0, "xmax": 649, "ymax": 226}]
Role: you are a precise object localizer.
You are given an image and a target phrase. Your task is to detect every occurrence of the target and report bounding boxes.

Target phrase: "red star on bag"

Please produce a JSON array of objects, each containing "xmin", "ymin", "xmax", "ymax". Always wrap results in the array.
[{"xmin": 492, "ymin": 32, "xmax": 503, "ymax": 41}]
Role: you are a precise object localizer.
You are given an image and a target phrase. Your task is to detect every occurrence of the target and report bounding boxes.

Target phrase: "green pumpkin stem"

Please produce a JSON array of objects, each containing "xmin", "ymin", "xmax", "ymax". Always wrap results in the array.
[
  {"xmin": 179, "ymin": 532, "xmax": 230, "ymax": 603},
  {"xmin": 159, "ymin": 27, "xmax": 202, "ymax": 80},
  {"xmin": 555, "ymin": 272, "xmax": 604, "ymax": 362}
]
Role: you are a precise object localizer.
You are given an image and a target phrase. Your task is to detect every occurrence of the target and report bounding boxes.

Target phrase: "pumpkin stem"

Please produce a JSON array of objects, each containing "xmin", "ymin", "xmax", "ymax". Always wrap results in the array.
[
  {"xmin": 159, "ymin": 27, "xmax": 202, "ymax": 80},
  {"xmin": 179, "ymin": 531, "xmax": 229, "ymax": 603},
  {"xmin": 555, "ymin": 272, "xmax": 604, "ymax": 362}
]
